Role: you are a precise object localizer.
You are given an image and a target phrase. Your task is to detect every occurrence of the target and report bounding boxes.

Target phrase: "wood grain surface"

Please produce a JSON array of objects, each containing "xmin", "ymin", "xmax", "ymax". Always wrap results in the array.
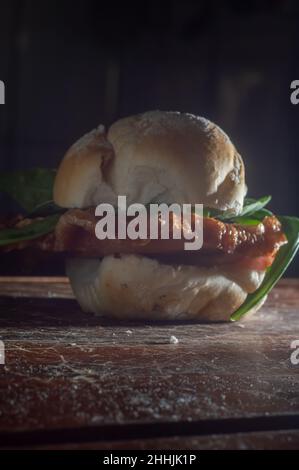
[{"xmin": 0, "ymin": 277, "xmax": 299, "ymax": 449}]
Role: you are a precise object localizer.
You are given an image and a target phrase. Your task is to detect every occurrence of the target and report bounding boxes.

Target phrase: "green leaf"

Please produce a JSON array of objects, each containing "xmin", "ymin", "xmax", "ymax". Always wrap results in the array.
[
  {"xmin": 202, "ymin": 207, "xmax": 211, "ymax": 217},
  {"xmin": 249, "ymin": 207, "xmax": 273, "ymax": 220},
  {"xmin": 204, "ymin": 195, "xmax": 272, "ymax": 222},
  {"xmin": 227, "ymin": 207, "xmax": 273, "ymax": 226},
  {"xmin": 0, "ymin": 214, "xmax": 60, "ymax": 247},
  {"xmin": 229, "ymin": 196, "xmax": 271, "ymax": 221},
  {"xmin": 230, "ymin": 216, "xmax": 299, "ymax": 321},
  {"xmin": 240, "ymin": 195, "xmax": 272, "ymax": 217},
  {"xmin": 228, "ymin": 217, "xmax": 261, "ymax": 226},
  {"xmin": 28, "ymin": 200, "xmax": 65, "ymax": 217},
  {"xmin": 0, "ymin": 168, "xmax": 56, "ymax": 213}
]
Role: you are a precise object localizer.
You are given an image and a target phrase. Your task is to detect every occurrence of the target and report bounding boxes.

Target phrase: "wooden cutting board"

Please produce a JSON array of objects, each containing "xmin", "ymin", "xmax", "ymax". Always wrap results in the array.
[{"xmin": 0, "ymin": 277, "xmax": 299, "ymax": 449}]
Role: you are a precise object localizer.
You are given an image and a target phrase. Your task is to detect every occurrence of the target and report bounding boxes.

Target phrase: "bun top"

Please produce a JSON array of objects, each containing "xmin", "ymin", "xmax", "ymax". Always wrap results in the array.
[{"xmin": 54, "ymin": 111, "xmax": 246, "ymax": 214}]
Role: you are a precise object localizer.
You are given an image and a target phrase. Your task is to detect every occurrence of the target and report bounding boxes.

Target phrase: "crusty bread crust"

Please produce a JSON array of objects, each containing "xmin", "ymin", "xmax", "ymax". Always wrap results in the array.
[
  {"xmin": 54, "ymin": 111, "xmax": 246, "ymax": 214},
  {"xmin": 53, "ymin": 125, "xmax": 116, "ymax": 208}
]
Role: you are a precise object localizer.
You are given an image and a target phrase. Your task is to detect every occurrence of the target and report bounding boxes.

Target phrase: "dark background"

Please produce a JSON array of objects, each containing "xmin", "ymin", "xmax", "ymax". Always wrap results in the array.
[{"xmin": 0, "ymin": 0, "xmax": 298, "ymax": 274}]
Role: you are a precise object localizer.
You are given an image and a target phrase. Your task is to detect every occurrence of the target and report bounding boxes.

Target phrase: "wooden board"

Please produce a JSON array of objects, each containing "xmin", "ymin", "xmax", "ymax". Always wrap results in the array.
[{"xmin": 0, "ymin": 278, "xmax": 299, "ymax": 449}]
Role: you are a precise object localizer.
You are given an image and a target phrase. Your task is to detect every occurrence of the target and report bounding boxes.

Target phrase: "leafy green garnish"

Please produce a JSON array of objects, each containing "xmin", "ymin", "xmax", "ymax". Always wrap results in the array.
[
  {"xmin": 239, "ymin": 195, "xmax": 272, "ymax": 217},
  {"xmin": 202, "ymin": 207, "xmax": 211, "ymax": 217},
  {"xmin": 29, "ymin": 200, "xmax": 65, "ymax": 217},
  {"xmin": 249, "ymin": 207, "xmax": 273, "ymax": 221},
  {"xmin": 230, "ymin": 216, "xmax": 299, "ymax": 321},
  {"xmin": 0, "ymin": 168, "xmax": 56, "ymax": 212},
  {"xmin": 0, "ymin": 214, "xmax": 60, "ymax": 247},
  {"xmin": 202, "ymin": 195, "xmax": 272, "ymax": 223},
  {"xmin": 0, "ymin": 169, "xmax": 64, "ymax": 248},
  {"xmin": 228, "ymin": 217, "xmax": 261, "ymax": 226}
]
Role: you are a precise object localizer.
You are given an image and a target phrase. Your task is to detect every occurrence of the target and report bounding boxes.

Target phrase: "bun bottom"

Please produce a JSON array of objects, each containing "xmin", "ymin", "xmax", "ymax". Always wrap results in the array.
[{"xmin": 66, "ymin": 255, "xmax": 266, "ymax": 322}]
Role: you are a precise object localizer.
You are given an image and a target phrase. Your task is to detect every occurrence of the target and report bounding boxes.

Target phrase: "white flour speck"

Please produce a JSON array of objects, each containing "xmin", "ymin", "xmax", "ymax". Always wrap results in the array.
[{"xmin": 169, "ymin": 335, "xmax": 179, "ymax": 344}]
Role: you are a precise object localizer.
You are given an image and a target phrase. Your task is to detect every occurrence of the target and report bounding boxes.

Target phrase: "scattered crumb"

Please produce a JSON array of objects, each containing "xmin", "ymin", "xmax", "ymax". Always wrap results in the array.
[
  {"xmin": 126, "ymin": 330, "xmax": 133, "ymax": 335},
  {"xmin": 47, "ymin": 291, "xmax": 56, "ymax": 298},
  {"xmin": 169, "ymin": 335, "xmax": 179, "ymax": 344}
]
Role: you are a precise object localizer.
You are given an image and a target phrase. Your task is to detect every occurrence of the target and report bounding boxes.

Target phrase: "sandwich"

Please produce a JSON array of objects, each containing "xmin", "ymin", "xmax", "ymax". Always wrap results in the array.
[{"xmin": 1, "ymin": 111, "xmax": 298, "ymax": 321}]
